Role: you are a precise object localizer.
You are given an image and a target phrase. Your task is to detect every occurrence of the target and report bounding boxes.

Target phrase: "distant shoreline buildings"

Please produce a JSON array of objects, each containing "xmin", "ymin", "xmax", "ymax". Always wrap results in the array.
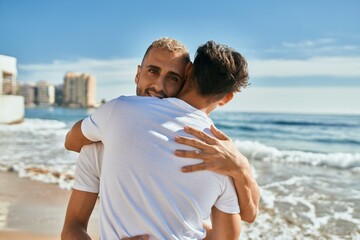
[
  {"xmin": 1, "ymin": 54, "xmax": 98, "ymax": 108},
  {"xmin": 1, "ymin": 53, "xmax": 99, "ymax": 124},
  {"xmin": 17, "ymin": 71, "xmax": 97, "ymax": 108},
  {"xmin": 1, "ymin": 54, "xmax": 99, "ymax": 123},
  {"xmin": 63, "ymin": 72, "xmax": 97, "ymax": 108}
]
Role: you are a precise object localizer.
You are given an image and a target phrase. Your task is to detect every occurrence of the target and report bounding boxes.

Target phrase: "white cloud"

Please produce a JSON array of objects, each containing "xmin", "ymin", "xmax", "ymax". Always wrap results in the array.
[
  {"xmin": 265, "ymin": 38, "xmax": 359, "ymax": 58},
  {"xmin": 249, "ymin": 56, "xmax": 360, "ymax": 77},
  {"xmin": 222, "ymin": 87, "xmax": 360, "ymax": 114},
  {"xmin": 18, "ymin": 58, "xmax": 141, "ymax": 85},
  {"xmin": 282, "ymin": 38, "xmax": 337, "ymax": 48},
  {"xmin": 17, "ymin": 55, "xmax": 360, "ymax": 102}
]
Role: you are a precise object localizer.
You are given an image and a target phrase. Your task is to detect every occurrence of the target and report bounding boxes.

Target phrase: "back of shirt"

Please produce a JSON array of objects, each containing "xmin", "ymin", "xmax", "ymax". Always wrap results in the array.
[{"xmin": 82, "ymin": 96, "xmax": 239, "ymax": 240}]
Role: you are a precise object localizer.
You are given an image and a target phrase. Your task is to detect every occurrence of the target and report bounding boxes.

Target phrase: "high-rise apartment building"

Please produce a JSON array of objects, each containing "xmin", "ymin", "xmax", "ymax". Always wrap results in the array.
[
  {"xmin": 55, "ymin": 84, "xmax": 64, "ymax": 106},
  {"xmin": 63, "ymin": 72, "xmax": 96, "ymax": 108},
  {"xmin": 19, "ymin": 82, "xmax": 36, "ymax": 106},
  {"xmin": 36, "ymin": 80, "xmax": 55, "ymax": 106}
]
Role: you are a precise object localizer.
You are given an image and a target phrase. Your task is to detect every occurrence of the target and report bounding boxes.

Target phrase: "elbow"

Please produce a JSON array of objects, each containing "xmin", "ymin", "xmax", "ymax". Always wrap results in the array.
[
  {"xmin": 64, "ymin": 133, "xmax": 80, "ymax": 152},
  {"xmin": 242, "ymin": 215, "xmax": 256, "ymax": 224},
  {"xmin": 64, "ymin": 133, "xmax": 72, "ymax": 151},
  {"xmin": 240, "ymin": 209, "xmax": 258, "ymax": 224},
  {"xmin": 64, "ymin": 137, "xmax": 70, "ymax": 151},
  {"xmin": 64, "ymin": 141, "xmax": 73, "ymax": 151},
  {"xmin": 65, "ymin": 142, "xmax": 81, "ymax": 153}
]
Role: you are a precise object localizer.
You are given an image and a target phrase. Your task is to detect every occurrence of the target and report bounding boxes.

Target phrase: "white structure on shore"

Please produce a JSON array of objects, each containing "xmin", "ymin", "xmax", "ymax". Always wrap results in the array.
[
  {"xmin": 0, "ymin": 55, "xmax": 17, "ymax": 95},
  {"xmin": 0, "ymin": 54, "xmax": 24, "ymax": 124}
]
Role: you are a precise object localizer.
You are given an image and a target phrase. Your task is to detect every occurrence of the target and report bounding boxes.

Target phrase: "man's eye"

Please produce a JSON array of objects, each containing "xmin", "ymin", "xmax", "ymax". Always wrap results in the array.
[
  {"xmin": 168, "ymin": 76, "xmax": 180, "ymax": 82},
  {"xmin": 149, "ymin": 69, "xmax": 158, "ymax": 74}
]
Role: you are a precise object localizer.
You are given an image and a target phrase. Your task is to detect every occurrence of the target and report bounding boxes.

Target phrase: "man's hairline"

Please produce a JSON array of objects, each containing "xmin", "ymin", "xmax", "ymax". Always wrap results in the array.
[{"xmin": 141, "ymin": 46, "xmax": 190, "ymax": 67}]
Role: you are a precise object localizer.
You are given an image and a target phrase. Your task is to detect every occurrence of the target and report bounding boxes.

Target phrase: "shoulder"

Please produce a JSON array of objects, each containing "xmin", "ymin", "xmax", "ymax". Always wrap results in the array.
[{"xmin": 114, "ymin": 95, "xmax": 162, "ymax": 106}]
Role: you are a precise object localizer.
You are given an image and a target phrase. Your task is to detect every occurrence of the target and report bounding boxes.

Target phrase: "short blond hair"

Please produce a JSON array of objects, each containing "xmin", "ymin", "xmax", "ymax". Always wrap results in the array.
[{"xmin": 141, "ymin": 37, "xmax": 190, "ymax": 65}]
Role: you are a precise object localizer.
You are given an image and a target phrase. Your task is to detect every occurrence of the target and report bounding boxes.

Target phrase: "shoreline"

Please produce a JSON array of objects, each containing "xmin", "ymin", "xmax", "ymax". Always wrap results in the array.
[
  {"xmin": 1, "ymin": 162, "xmax": 359, "ymax": 239},
  {"xmin": 0, "ymin": 171, "xmax": 99, "ymax": 239}
]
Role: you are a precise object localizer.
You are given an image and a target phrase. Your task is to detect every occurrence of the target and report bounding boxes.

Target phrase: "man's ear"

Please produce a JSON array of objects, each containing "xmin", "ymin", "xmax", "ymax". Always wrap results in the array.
[
  {"xmin": 218, "ymin": 92, "xmax": 234, "ymax": 107},
  {"xmin": 184, "ymin": 62, "xmax": 193, "ymax": 81},
  {"xmin": 135, "ymin": 65, "xmax": 141, "ymax": 84}
]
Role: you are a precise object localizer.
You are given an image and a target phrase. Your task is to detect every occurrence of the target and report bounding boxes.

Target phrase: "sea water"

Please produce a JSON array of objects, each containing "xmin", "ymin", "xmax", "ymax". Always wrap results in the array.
[{"xmin": 0, "ymin": 107, "xmax": 359, "ymax": 239}]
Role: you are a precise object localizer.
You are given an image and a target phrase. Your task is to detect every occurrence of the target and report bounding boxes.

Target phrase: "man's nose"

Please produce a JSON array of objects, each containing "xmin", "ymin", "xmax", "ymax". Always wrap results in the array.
[{"xmin": 153, "ymin": 75, "xmax": 166, "ymax": 91}]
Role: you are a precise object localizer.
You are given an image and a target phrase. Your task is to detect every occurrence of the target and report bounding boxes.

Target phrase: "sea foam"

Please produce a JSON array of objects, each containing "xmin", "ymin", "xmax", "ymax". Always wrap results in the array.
[{"xmin": 236, "ymin": 140, "xmax": 360, "ymax": 172}]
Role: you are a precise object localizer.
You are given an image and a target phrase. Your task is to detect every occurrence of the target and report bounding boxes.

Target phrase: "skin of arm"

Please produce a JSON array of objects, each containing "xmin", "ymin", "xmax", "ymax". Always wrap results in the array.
[
  {"xmin": 62, "ymin": 190, "xmax": 145, "ymax": 240},
  {"xmin": 209, "ymin": 207, "xmax": 241, "ymax": 240},
  {"xmin": 65, "ymin": 120, "xmax": 96, "ymax": 153},
  {"xmin": 174, "ymin": 125, "xmax": 260, "ymax": 223},
  {"xmin": 61, "ymin": 189, "xmax": 98, "ymax": 240}
]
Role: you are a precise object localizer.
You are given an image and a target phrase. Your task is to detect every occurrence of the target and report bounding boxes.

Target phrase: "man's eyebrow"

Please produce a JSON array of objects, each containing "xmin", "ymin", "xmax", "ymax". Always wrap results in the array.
[{"xmin": 146, "ymin": 65, "xmax": 160, "ymax": 70}]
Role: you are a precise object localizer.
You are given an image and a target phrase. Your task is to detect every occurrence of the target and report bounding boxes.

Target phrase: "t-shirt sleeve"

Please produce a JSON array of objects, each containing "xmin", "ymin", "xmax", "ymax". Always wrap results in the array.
[
  {"xmin": 73, "ymin": 143, "xmax": 103, "ymax": 193},
  {"xmin": 81, "ymin": 98, "xmax": 117, "ymax": 142},
  {"xmin": 214, "ymin": 177, "xmax": 240, "ymax": 214}
]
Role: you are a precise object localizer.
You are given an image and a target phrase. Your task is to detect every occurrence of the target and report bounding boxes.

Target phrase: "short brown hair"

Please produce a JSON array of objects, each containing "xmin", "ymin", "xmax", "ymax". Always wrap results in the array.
[{"xmin": 192, "ymin": 41, "xmax": 249, "ymax": 99}]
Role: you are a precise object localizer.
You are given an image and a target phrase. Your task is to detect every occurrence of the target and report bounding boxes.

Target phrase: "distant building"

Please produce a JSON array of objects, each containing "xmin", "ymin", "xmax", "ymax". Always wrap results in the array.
[
  {"xmin": 36, "ymin": 80, "xmax": 55, "ymax": 106},
  {"xmin": 0, "ymin": 54, "xmax": 24, "ymax": 124},
  {"xmin": 15, "ymin": 70, "xmax": 97, "ymax": 108},
  {"xmin": 19, "ymin": 82, "xmax": 36, "ymax": 106},
  {"xmin": 55, "ymin": 84, "xmax": 64, "ymax": 106},
  {"xmin": 0, "ymin": 55, "xmax": 17, "ymax": 95},
  {"xmin": 63, "ymin": 72, "xmax": 96, "ymax": 108}
]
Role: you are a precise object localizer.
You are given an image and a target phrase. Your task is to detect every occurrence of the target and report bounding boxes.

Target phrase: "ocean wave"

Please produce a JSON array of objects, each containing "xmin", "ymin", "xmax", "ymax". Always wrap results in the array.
[
  {"xmin": 236, "ymin": 140, "xmax": 360, "ymax": 171},
  {"xmin": 0, "ymin": 117, "xmax": 76, "ymax": 189},
  {"xmin": 214, "ymin": 123, "xmax": 257, "ymax": 132},
  {"xmin": 0, "ymin": 118, "xmax": 67, "ymax": 131},
  {"xmin": 312, "ymin": 138, "xmax": 360, "ymax": 145},
  {"xmin": 268, "ymin": 120, "xmax": 357, "ymax": 128},
  {"xmin": 0, "ymin": 162, "xmax": 76, "ymax": 190}
]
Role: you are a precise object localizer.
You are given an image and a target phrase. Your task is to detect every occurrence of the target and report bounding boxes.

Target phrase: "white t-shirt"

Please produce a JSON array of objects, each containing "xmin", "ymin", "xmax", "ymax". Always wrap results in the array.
[
  {"xmin": 81, "ymin": 96, "xmax": 240, "ymax": 240},
  {"xmin": 73, "ymin": 142, "xmax": 103, "ymax": 193}
]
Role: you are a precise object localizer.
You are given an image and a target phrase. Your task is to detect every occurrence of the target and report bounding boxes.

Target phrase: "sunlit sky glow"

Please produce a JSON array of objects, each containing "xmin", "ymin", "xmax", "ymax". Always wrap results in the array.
[{"xmin": 1, "ymin": 0, "xmax": 359, "ymax": 114}]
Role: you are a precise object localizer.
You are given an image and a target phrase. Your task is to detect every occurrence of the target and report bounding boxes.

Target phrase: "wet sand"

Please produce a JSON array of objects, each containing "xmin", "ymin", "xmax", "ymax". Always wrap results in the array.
[{"xmin": 0, "ymin": 171, "xmax": 99, "ymax": 239}]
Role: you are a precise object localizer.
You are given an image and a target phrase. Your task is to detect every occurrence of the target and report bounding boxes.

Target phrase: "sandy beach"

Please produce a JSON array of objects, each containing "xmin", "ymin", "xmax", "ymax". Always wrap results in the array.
[{"xmin": 0, "ymin": 171, "xmax": 99, "ymax": 240}]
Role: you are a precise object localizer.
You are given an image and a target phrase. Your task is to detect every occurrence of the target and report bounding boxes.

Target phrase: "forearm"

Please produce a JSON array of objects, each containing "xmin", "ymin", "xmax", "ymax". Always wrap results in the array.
[
  {"xmin": 61, "ymin": 190, "xmax": 98, "ymax": 240},
  {"xmin": 61, "ymin": 222, "xmax": 92, "ymax": 240},
  {"xmin": 232, "ymin": 164, "xmax": 260, "ymax": 223},
  {"xmin": 173, "ymin": 125, "xmax": 260, "ymax": 222}
]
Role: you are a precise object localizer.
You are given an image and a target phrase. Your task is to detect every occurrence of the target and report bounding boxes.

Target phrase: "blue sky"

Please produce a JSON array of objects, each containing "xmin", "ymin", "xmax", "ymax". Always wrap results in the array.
[{"xmin": 1, "ymin": 0, "xmax": 359, "ymax": 114}]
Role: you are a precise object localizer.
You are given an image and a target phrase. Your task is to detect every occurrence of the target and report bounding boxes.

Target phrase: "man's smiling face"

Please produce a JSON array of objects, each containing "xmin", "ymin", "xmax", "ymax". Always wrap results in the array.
[{"xmin": 135, "ymin": 47, "xmax": 187, "ymax": 98}]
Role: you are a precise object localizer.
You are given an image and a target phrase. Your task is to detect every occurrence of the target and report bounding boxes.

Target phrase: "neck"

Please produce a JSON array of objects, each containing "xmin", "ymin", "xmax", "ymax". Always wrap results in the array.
[{"xmin": 177, "ymin": 89, "xmax": 217, "ymax": 116}]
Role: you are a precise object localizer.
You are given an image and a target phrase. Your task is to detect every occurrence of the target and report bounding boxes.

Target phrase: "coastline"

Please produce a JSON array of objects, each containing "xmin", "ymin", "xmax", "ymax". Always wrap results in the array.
[{"xmin": 0, "ymin": 171, "xmax": 99, "ymax": 240}]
